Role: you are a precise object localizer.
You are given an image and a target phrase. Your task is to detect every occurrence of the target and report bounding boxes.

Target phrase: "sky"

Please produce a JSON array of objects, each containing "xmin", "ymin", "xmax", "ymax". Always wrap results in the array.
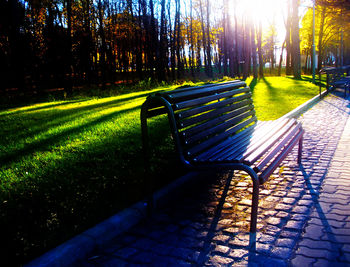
[{"xmin": 228, "ymin": 0, "xmax": 313, "ymax": 46}]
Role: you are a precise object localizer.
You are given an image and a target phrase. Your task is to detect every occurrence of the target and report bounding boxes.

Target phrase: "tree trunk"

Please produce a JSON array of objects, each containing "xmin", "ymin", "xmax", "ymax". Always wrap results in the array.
[
  {"xmin": 98, "ymin": 0, "xmax": 107, "ymax": 88},
  {"xmin": 206, "ymin": 0, "xmax": 213, "ymax": 78},
  {"xmin": 286, "ymin": 0, "xmax": 292, "ymax": 75},
  {"xmin": 83, "ymin": 0, "xmax": 92, "ymax": 84},
  {"xmin": 243, "ymin": 19, "xmax": 250, "ymax": 79},
  {"xmin": 278, "ymin": 40, "xmax": 286, "ymax": 76},
  {"xmin": 199, "ymin": 0, "xmax": 207, "ymax": 75},
  {"xmin": 136, "ymin": 0, "xmax": 143, "ymax": 80},
  {"xmin": 304, "ymin": 49, "xmax": 309, "ymax": 73},
  {"xmin": 223, "ymin": 0, "xmax": 228, "ymax": 76},
  {"xmin": 251, "ymin": 21, "xmax": 258, "ymax": 79},
  {"xmin": 158, "ymin": 0, "xmax": 167, "ymax": 81},
  {"xmin": 291, "ymin": 0, "xmax": 301, "ymax": 79},
  {"xmin": 258, "ymin": 20, "xmax": 264, "ymax": 78},
  {"xmin": 234, "ymin": 6, "xmax": 240, "ymax": 77},
  {"xmin": 149, "ymin": 0, "xmax": 157, "ymax": 79},
  {"xmin": 317, "ymin": 5, "xmax": 326, "ymax": 71},
  {"xmin": 190, "ymin": 0, "xmax": 195, "ymax": 77},
  {"xmin": 167, "ymin": 2, "xmax": 176, "ymax": 80},
  {"xmin": 175, "ymin": 0, "xmax": 182, "ymax": 79},
  {"xmin": 66, "ymin": 0, "xmax": 73, "ymax": 96}
]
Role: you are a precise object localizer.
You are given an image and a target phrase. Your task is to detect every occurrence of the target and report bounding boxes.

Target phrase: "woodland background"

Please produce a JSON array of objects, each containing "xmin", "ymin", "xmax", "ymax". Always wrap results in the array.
[{"xmin": 0, "ymin": 0, "xmax": 350, "ymax": 98}]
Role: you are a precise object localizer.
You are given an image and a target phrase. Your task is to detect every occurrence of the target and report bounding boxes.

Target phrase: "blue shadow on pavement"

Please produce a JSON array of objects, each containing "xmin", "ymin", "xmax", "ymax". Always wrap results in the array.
[{"xmin": 300, "ymin": 165, "xmax": 340, "ymax": 251}]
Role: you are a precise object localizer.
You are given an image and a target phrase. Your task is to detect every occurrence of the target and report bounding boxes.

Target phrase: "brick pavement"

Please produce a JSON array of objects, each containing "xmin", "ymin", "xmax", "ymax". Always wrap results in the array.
[
  {"xmin": 79, "ymin": 91, "xmax": 350, "ymax": 266},
  {"xmin": 291, "ymin": 92, "xmax": 350, "ymax": 266}
]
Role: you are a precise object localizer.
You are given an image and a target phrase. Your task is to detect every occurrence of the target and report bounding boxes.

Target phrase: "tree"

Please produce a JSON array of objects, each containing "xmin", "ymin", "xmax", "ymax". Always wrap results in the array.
[
  {"xmin": 257, "ymin": 20, "xmax": 264, "ymax": 78},
  {"xmin": 251, "ymin": 20, "xmax": 258, "ymax": 79},
  {"xmin": 300, "ymin": 0, "xmax": 350, "ymax": 70},
  {"xmin": 285, "ymin": 0, "xmax": 292, "ymax": 75},
  {"xmin": 291, "ymin": 0, "xmax": 301, "ymax": 78}
]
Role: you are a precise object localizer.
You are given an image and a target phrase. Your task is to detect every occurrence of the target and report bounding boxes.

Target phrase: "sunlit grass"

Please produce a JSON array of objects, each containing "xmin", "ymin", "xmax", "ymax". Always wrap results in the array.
[
  {"xmin": 246, "ymin": 75, "xmax": 320, "ymax": 120},
  {"xmin": 0, "ymin": 76, "xmax": 320, "ymax": 264}
]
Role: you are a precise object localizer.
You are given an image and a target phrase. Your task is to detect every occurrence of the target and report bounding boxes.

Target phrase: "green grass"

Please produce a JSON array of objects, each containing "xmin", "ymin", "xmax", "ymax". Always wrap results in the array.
[
  {"xmin": 0, "ymin": 76, "xmax": 321, "ymax": 264},
  {"xmin": 246, "ymin": 75, "xmax": 321, "ymax": 120}
]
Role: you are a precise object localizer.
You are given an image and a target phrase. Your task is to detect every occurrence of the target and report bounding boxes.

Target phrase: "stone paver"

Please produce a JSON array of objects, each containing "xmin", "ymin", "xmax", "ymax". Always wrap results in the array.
[
  {"xmin": 292, "ymin": 92, "xmax": 350, "ymax": 266},
  {"xmin": 79, "ymin": 91, "xmax": 350, "ymax": 266}
]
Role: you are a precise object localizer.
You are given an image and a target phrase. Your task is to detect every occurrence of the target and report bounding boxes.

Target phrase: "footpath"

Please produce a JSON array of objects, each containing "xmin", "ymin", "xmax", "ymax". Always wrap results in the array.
[{"xmin": 74, "ymin": 90, "xmax": 350, "ymax": 266}]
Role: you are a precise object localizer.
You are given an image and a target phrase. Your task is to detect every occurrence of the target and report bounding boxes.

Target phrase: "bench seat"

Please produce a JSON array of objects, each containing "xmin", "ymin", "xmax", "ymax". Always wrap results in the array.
[{"xmin": 193, "ymin": 118, "xmax": 302, "ymax": 183}]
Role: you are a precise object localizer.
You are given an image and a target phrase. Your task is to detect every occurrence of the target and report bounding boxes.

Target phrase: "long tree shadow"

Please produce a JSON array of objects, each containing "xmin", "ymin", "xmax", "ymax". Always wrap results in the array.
[
  {"xmin": 249, "ymin": 78, "xmax": 258, "ymax": 91},
  {"xmin": 285, "ymin": 75, "xmax": 326, "ymax": 88},
  {"xmin": 300, "ymin": 165, "xmax": 341, "ymax": 251},
  {"xmin": 0, "ymin": 99, "xmax": 88, "ymax": 118},
  {"xmin": 1, "ymin": 106, "xmax": 178, "ymax": 265},
  {"xmin": 0, "ymin": 92, "xmax": 154, "ymax": 146},
  {"xmin": 0, "ymin": 104, "xmax": 141, "ymax": 166}
]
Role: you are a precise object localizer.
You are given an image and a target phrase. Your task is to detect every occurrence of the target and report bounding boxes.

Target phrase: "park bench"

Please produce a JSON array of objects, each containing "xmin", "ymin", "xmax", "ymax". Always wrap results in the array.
[
  {"xmin": 320, "ymin": 66, "xmax": 350, "ymax": 96},
  {"xmin": 141, "ymin": 80, "xmax": 304, "ymax": 233}
]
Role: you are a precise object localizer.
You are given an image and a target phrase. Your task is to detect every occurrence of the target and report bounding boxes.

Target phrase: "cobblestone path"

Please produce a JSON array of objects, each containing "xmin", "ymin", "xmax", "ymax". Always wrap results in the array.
[
  {"xmin": 80, "ymin": 91, "xmax": 350, "ymax": 266},
  {"xmin": 292, "ymin": 92, "xmax": 350, "ymax": 266}
]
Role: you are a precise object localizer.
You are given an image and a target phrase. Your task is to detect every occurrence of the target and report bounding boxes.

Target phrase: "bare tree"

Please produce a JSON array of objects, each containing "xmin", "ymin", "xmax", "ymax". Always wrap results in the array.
[
  {"xmin": 251, "ymin": 20, "xmax": 258, "ymax": 79},
  {"xmin": 257, "ymin": 20, "xmax": 264, "ymax": 78},
  {"xmin": 291, "ymin": 0, "xmax": 301, "ymax": 78}
]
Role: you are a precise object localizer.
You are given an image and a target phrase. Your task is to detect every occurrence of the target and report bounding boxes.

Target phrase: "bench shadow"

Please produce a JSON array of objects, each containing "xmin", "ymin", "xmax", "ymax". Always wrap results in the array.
[
  {"xmin": 299, "ymin": 165, "xmax": 340, "ymax": 249},
  {"xmin": 196, "ymin": 171, "xmax": 234, "ymax": 265},
  {"xmin": 196, "ymin": 171, "xmax": 257, "ymax": 266},
  {"xmin": 323, "ymin": 92, "xmax": 350, "ymax": 115}
]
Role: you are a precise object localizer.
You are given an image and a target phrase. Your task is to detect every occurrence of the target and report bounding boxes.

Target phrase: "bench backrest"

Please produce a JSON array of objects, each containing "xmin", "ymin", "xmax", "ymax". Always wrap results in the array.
[{"xmin": 143, "ymin": 81, "xmax": 257, "ymax": 163}]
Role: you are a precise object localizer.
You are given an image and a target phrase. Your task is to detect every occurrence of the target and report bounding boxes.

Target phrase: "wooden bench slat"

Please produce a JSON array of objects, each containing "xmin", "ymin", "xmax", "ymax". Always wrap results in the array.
[
  {"xmin": 212, "ymin": 119, "xmax": 288, "ymax": 162},
  {"xmin": 238, "ymin": 119, "xmax": 297, "ymax": 164},
  {"xmin": 181, "ymin": 104, "xmax": 254, "ymax": 137},
  {"xmin": 258, "ymin": 129, "xmax": 304, "ymax": 183},
  {"xmin": 174, "ymin": 88, "xmax": 251, "ymax": 110},
  {"xmin": 187, "ymin": 116, "xmax": 257, "ymax": 157},
  {"xmin": 184, "ymin": 110, "xmax": 255, "ymax": 145},
  {"xmin": 193, "ymin": 122, "xmax": 268, "ymax": 162},
  {"xmin": 197, "ymin": 125, "xmax": 258, "ymax": 162},
  {"xmin": 244, "ymin": 122, "xmax": 301, "ymax": 166},
  {"xmin": 160, "ymin": 80, "xmax": 243, "ymax": 100},
  {"xmin": 178, "ymin": 98, "xmax": 253, "ymax": 126},
  {"xmin": 163, "ymin": 81, "xmax": 246, "ymax": 103},
  {"xmin": 254, "ymin": 125, "xmax": 302, "ymax": 173}
]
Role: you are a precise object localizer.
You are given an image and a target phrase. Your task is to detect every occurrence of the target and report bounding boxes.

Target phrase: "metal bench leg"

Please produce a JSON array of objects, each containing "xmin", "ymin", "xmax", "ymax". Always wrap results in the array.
[
  {"xmin": 250, "ymin": 176, "xmax": 259, "ymax": 233},
  {"xmin": 244, "ymin": 167, "xmax": 259, "ymax": 233},
  {"xmin": 298, "ymin": 135, "xmax": 303, "ymax": 165},
  {"xmin": 141, "ymin": 100, "xmax": 155, "ymax": 214}
]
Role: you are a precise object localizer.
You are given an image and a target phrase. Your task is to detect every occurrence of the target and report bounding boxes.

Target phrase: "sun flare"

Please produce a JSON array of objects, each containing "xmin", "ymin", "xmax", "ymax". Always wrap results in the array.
[{"xmin": 229, "ymin": 0, "xmax": 287, "ymax": 43}]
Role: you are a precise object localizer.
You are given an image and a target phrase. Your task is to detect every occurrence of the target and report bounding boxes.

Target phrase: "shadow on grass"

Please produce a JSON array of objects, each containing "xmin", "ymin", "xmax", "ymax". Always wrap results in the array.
[
  {"xmin": 249, "ymin": 78, "xmax": 258, "ymax": 91},
  {"xmin": 0, "ymin": 91, "xmax": 154, "ymax": 147},
  {"xmin": 0, "ymin": 104, "xmax": 143, "ymax": 166},
  {"xmin": 0, "ymin": 99, "xmax": 88, "ymax": 117},
  {"xmin": 285, "ymin": 75, "xmax": 326, "ymax": 88},
  {"xmin": 0, "ymin": 103, "xmax": 180, "ymax": 265}
]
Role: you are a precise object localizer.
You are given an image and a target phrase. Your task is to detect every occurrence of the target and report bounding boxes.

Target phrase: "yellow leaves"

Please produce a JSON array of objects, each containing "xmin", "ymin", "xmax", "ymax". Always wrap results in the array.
[{"xmin": 278, "ymin": 165, "xmax": 285, "ymax": 177}]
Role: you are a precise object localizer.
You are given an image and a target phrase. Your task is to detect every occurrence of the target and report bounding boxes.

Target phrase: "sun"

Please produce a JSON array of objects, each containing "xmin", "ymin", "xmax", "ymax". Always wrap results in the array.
[{"xmin": 228, "ymin": 0, "xmax": 287, "ymax": 43}]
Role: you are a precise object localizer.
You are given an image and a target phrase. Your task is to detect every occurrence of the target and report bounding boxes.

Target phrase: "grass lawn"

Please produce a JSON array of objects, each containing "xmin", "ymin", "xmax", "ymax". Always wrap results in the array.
[{"xmin": 0, "ymin": 76, "xmax": 320, "ymax": 264}]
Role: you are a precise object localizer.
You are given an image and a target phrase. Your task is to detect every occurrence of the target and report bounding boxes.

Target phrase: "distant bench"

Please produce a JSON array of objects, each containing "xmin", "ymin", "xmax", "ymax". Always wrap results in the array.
[
  {"xmin": 320, "ymin": 66, "xmax": 350, "ymax": 96},
  {"xmin": 141, "ymin": 80, "xmax": 304, "ymax": 233}
]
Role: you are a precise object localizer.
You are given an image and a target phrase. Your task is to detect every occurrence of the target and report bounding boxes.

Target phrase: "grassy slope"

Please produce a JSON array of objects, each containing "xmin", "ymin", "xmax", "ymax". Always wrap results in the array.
[{"xmin": 0, "ymin": 76, "xmax": 320, "ymax": 264}]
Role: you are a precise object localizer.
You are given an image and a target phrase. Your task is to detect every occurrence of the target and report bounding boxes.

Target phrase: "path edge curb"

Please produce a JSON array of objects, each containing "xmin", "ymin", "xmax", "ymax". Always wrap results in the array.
[
  {"xmin": 281, "ymin": 89, "xmax": 328, "ymax": 119},
  {"xmin": 25, "ymin": 171, "xmax": 201, "ymax": 267}
]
